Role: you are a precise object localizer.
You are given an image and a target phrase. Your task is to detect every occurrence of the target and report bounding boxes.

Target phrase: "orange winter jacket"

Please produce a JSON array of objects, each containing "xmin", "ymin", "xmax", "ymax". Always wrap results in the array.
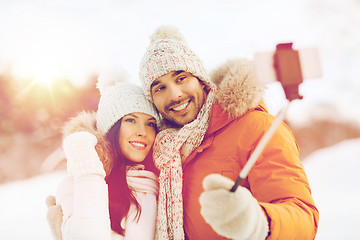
[{"xmin": 181, "ymin": 59, "xmax": 319, "ymax": 240}]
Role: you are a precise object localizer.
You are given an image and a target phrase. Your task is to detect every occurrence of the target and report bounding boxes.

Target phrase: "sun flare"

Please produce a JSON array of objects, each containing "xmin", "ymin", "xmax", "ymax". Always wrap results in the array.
[
  {"xmin": 33, "ymin": 63, "xmax": 59, "ymax": 87},
  {"xmin": 12, "ymin": 54, "xmax": 63, "ymax": 87}
]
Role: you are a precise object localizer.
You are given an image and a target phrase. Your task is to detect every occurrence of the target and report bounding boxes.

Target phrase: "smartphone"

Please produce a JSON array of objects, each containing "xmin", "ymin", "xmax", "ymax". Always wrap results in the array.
[{"xmin": 254, "ymin": 46, "xmax": 322, "ymax": 85}]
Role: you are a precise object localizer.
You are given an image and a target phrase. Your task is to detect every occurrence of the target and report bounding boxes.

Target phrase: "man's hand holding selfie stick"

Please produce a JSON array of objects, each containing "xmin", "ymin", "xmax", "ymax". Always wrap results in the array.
[{"xmin": 199, "ymin": 43, "xmax": 321, "ymax": 240}]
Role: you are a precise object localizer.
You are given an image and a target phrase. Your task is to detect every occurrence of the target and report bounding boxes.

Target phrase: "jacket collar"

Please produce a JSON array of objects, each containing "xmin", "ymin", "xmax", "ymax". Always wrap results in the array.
[
  {"xmin": 202, "ymin": 58, "xmax": 267, "ymax": 137},
  {"xmin": 205, "ymin": 100, "xmax": 268, "ymax": 139},
  {"xmin": 204, "ymin": 103, "xmax": 235, "ymax": 138}
]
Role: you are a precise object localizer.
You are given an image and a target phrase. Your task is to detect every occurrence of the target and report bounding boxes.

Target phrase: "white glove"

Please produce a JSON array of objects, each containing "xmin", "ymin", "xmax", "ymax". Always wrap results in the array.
[
  {"xmin": 45, "ymin": 195, "xmax": 63, "ymax": 240},
  {"xmin": 199, "ymin": 174, "xmax": 269, "ymax": 240},
  {"xmin": 62, "ymin": 131, "xmax": 105, "ymax": 177}
]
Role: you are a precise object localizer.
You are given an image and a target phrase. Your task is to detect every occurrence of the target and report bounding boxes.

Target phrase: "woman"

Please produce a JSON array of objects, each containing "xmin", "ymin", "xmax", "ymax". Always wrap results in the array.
[{"xmin": 48, "ymin": 74, "xmax": 160, "ymax": 240}]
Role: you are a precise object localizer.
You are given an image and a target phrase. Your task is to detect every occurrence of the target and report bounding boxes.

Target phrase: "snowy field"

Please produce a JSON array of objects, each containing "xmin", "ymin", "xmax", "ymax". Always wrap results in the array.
[
  {"xmin": 0, "ymin": 171, "xmax": 67, "ymax": 240},
  {"xmin": 0, "ymin": 138, "xmax": 359, "ymax": 240},
  {"xmin": 302, "ymin": 138, "xmax": 360, "ymax": 240}
]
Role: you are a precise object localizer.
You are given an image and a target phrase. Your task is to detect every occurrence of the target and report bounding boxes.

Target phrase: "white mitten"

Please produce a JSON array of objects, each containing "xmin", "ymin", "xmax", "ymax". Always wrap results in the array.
[
  {"xmin": 62, "ymin": 131, "xmax": 105, "ymax": 177},
  {"xmin": 199, "ymin": 174, "xmax": 269, "ymax": 240},
  {"xmin": 45, "ymin": 195, "xmax": 63, "ymax": 240}
]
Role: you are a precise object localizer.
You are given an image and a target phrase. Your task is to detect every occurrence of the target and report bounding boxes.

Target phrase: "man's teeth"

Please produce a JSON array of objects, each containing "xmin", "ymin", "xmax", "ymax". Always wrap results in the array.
[
  {"xmin": 172, "ymin": 102, "xmax": 188, "ymax": 111},
  {"xmin": 131, "ymin": 142, "xmax": 145, "ymax": 147}
]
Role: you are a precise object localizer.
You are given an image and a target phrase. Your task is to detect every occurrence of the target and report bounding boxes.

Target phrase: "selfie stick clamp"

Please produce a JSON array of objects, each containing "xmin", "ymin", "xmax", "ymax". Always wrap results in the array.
[{"xmin": 230, "ymin": 42, "xmax": 304, "ymax": 192}]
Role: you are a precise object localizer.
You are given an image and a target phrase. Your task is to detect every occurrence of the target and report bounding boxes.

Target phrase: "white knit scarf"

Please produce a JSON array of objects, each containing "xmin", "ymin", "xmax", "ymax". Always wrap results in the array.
[{"xmin": 153, "ymin": 86, "xmax": 217, "ymax": 240}]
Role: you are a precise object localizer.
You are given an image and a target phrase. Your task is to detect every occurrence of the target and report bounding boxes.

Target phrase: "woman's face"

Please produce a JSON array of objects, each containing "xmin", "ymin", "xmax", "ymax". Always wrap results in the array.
[{"xmin": 118, "ymin": 112, "xmax": 157, "ymax": 163}]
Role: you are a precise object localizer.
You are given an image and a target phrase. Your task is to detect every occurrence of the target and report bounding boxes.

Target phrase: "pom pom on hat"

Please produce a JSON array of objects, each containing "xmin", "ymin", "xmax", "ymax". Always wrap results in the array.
[
  {"xmin": 96, "ymin": 70, "xmax": 159, "ymax": 135},
  {"xmin": 96, "ymin": 69, "xmax": 129, "ymax": 95},
  {"xmin": 149, "ymin": 25, "xmax": 186, "ymax": 44}
]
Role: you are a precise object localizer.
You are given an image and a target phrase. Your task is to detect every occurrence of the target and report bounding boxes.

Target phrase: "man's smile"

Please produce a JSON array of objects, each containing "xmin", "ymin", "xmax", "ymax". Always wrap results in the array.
[{"xmin": 169, "ymin": 100, "xmax": 190, "ymax": 113}]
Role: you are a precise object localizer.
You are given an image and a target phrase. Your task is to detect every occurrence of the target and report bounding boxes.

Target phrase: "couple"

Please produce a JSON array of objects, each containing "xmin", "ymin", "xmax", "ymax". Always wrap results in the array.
[{"xmin": 46, "ymin": 26, "xmax": 319, "ymax": 240}]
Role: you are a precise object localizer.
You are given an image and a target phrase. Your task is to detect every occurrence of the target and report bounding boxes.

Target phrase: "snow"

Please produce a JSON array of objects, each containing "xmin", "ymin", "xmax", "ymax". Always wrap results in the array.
[
  {"xmin": 0, "ymin": 139, "xmax": 359, "ymax": 239},
  {"xmin": 0, "ymin": 171, "xmax": 67, "ymax": 240},
  {"xmin": 302, "ymin": 138, "xmax": 360, "ymax": 240}
]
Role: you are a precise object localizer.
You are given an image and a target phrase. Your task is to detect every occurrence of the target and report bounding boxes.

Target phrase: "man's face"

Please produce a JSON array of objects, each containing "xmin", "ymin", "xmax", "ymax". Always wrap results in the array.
[{"xmin": 150, "ymin": 71, "xmax": 207, "ymax": 127}]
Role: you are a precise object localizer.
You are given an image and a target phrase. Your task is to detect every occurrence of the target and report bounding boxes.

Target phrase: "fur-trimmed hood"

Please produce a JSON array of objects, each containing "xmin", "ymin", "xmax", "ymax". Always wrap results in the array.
[
  {"xmin": 61, "ymin": 59, "xmax": 264, "ymax": 174},
  {"xmin": 62, "ymin": 111, "xmax": 114, "ymax": 176},
  {"xmin": 211, "ymin": 58, "xmax": 265, "ymax": 118}
]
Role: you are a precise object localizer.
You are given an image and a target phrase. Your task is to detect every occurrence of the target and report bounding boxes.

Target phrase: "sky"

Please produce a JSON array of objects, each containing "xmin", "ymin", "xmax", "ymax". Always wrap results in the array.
[
  {"xmin": 0, "ymin": 0, "xmax": 359, "ymax": 125},
  {"xmin": 0, "ymin": 138, "xmax": 359, "ymax": 240}
]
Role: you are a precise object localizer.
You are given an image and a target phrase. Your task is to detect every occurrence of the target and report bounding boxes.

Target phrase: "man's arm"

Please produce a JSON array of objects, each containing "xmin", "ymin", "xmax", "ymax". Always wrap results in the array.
[{"xmin": 200, "ymin": 119, "xmax": 318, "ymax": 240}]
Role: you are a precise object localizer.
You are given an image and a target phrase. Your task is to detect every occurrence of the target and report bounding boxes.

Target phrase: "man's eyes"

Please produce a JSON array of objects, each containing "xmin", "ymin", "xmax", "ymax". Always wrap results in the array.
[
  {"xmin": 176, "ymin": 76, "xmax": 186, "ymax": 83},
  {"xmin": 153, "ymin": 86, "xmax": 165, "ymax": 93},
  {"xmin": 152, "ymin": 75, "xmax": 188, "ymax": 94}
]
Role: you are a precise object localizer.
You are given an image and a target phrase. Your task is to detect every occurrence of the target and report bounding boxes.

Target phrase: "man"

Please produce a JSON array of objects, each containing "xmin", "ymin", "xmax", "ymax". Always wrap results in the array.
[{"xmin": 139, "ymin": 25, "xmax": 318, "ymax": 240}]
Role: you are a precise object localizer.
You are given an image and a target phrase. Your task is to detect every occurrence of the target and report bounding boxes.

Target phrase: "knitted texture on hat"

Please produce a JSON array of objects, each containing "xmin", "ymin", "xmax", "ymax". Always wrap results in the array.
[
  {"xmin": 96, "ymin": 73, "xmax": 159, "ymax": 135},
  {"xmin": 140, "ymin": 25, "xmax": 212, "ymax": 101},
  {"xmin": 153, "ymin": 86, "xmax": 217, "ymax": 240}
]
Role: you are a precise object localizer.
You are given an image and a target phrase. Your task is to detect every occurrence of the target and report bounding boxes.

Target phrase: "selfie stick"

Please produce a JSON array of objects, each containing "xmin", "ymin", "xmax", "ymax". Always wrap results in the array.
[{"xmin": 230, "ymin": 43, "xmax": 304, "ymax": 192}]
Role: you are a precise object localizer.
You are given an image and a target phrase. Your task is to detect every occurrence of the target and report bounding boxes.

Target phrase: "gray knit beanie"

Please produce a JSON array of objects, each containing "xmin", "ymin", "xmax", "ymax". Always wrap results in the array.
[
  {"xmin": 139, "ymin": 25, "xmax": 213, "ymax": 102},
  {"xmin": 96, "ymin": 70, "xmax": 159, "ymax": 135}
]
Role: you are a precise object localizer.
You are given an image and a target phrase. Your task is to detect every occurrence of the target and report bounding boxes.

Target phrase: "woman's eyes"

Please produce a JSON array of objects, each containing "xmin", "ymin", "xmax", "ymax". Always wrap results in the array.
[
  {"xmin": 124, "ymin": 118, "xmax": 156, "ymax": 128},
  {"xmin": 124, "ymin": 118, "xmax": 135, "ymax": 123},
  {"xmin": 147, "ymin": 122, "xmax": 156, "ymax": 128}
]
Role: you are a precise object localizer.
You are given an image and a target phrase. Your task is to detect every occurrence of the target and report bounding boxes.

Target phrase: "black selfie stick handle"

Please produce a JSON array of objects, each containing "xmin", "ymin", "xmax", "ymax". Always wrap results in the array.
[{"xmin": 230, "ymin": 177, "xmax": 244, "ymax": 192}]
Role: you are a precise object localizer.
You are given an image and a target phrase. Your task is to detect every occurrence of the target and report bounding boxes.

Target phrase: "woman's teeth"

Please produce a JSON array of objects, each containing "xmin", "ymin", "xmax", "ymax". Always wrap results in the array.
[{"xmin": 130, "ymin": 142, "xmax": 145, "ymax": 147}]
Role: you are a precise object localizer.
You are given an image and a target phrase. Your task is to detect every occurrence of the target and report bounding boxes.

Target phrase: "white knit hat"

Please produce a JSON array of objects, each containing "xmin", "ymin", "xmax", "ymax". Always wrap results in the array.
[
  {"xmin": 139, "ymin": 25, "xmax": 213, "ymax": 102},
  {"xmin": 96, "ymin": 71, "xmax": 160, "ymax": 135}
]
